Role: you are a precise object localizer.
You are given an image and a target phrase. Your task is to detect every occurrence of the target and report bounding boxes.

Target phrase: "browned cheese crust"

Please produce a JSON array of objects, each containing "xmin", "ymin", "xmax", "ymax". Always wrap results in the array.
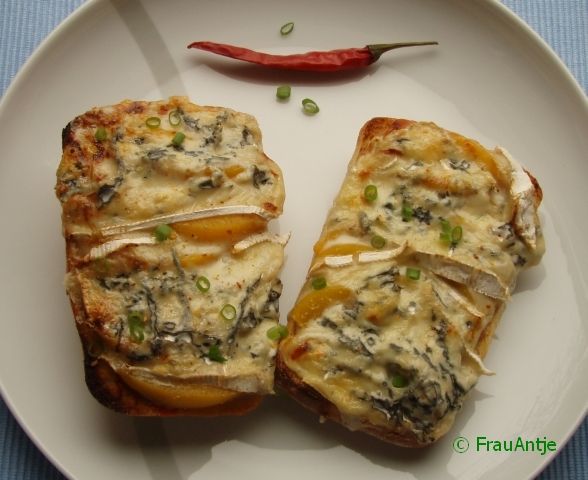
[
  {"xmin": 277, "ymin": 117, "xmax": 544, "ymax": 446},
  {"xmin": 56, "ymin": 97, "xmax": 286, "ymax": 416}
]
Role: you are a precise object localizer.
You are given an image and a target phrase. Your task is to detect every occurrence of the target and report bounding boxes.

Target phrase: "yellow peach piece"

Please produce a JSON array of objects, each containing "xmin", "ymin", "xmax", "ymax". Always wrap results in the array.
[
  {"xmin": 289, "ymin": 286, "xmax": 354, "ymax": 327},
  {"xmin": 179, "ymin": 252, "xmax": 218, "ymax": 268},
  {"xmin": 224, "ymin": 165, "xmax": 245, "ymax": 178},
  {"xmin": 173, "ymin": 214, "xmax": 267, "ymax": 243},
  {"xmin": 118, "ymin": 370, "xmax": 240, "ymax": 409},
  {"xmin": 316, "ymin": 243, "xmax": 372, "ymax": 258}
]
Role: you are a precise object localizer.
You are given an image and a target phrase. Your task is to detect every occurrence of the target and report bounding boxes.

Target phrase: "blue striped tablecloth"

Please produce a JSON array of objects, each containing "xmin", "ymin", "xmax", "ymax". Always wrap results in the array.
[{"xmin": 0, "ymin": 1, "xmax": 586, "ymax": 479}]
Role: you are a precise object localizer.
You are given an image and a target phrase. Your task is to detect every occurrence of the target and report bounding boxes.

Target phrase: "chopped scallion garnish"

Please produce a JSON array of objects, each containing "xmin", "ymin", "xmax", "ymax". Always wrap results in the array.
[
  {"xmin": 276, "ymin": 85, "xmax": 291, "ymax": 100},
  {"xmin": 311, "ymin": 277, "xmax": 327, "ymax": 290},
  {"xmin": 172, "ymin": 131, "xmax": 185, "ymax": 146},
  {"xmin": 196, "ymin": 276, "xmax": 210, "ymax": 293},
  {"xmin": 168, "ymin": 109, "xmax": 182, "ymax": 126},
  {"xmin": 146, "ymin": 116, "xmax": 161, "ymax": 129},
  {"xmin": 302, "ymin": 98, "xmax": 319, "ymax": 115},
  {"xmin": 406, "ymin": 267, "xmax": 421, "ymax": 280},
  {"xmin": 439, "ymin": 219, "xmax": 463, "ymax": 247},
  {"xmin": 371, "ymin": 234, "xmax": 386, "ymax": 249},
  {"xmin": 95, "ymin": 127, "xmax": 107, "ymax": 141},
  {"xmin": 207, "ymin": 345, "xmax": 226, "ymax": 363},
  {"xmin": 364, "ymin": 184, "xmax": 378, "ymax": 202},
  {"xmin": 127, "ymin": 311, "xmax": 145, "ymax": 343},
  {"xmin": 440, "ymin": 219, "xmax": 451, "ymax": 242},
  {"xmin": 154, "ymin": 224, "xmax": 173, "ymax": 242},
  {"xmin": 220, "ymin": 304, "xmax": 237, "ymax": 321},
  {"xmin": 267, "ymin": 324, "xmax": 289, "ymax": 341},
  {"xmin": 280, "ymin": 22, "xmax": 294, "ymax": 35},
  {"xmin": 440, "ymin": 219, "xmax": 452, "ymax": 235},
  {"xmin": 401, "ymin": 203, "xmax": 413, "ymax": 222},
  {"xmin": 451, "ymin": 225, "xmax": 463, "ymax": 245},
  {"xmin": 391, "ymin": 374, "xmax": 409, "ymax": 388}
]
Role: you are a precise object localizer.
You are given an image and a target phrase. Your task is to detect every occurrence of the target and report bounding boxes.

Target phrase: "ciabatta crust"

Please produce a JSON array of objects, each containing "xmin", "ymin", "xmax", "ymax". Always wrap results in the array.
[{"xmin": 277, "ymin": 117, "xmax": 544, "ymax": 446}]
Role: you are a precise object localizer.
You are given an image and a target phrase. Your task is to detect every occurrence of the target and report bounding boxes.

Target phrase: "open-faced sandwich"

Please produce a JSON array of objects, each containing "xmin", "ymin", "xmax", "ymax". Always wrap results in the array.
[
  {"xmin": 276, "ymin": 118, "xmax": 544, "ymax": 446},
  {"xmin": 55, "ymin": 97, "xmax": 287, "ymax": 415}
]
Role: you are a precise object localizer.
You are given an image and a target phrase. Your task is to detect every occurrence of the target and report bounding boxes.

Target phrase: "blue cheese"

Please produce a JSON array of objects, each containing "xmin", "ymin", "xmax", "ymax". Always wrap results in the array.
[
  {"xmin": 279, "ymin": 118, "xmax": 544, "ymax": 445},
  {"xmin": 57, "ymin": 97, "xmax": 287, "ymax": 410}
]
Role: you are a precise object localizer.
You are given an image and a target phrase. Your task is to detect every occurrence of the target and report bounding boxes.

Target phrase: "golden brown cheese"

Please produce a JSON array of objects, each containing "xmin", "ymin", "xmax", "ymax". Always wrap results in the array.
[
  {"xmin": 277, "ymin": 118, "xmax": 544, "ymax": 446},
  {"xmin": 56, "ymin": 97, "xmax": 287, "ymax": 415}
]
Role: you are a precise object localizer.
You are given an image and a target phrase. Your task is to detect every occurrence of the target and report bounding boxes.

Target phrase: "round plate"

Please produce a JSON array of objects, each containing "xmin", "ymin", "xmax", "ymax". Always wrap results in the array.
[{"xmin": 0, "ymin": 0, "xmax": 586, "ymax": 479}]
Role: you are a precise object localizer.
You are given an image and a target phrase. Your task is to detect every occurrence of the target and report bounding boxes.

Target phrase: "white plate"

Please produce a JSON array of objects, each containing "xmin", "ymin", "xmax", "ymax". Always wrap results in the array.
[{"xmin": 0, "ymin": 0, "xmax": 586, "ymax": 479}]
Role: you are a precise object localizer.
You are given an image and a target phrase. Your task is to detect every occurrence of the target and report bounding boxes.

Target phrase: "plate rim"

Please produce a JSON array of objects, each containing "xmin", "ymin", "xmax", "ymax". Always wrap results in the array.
[{"xmin": 0, "ymin": 0, "xmax": 586, "ymax": 479}]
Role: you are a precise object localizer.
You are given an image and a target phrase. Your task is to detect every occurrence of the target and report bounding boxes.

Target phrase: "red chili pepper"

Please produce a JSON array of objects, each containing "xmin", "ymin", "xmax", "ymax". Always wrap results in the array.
[{"xmin": 187, "ymin": 41, "xmax": 438, "ymax": 72}]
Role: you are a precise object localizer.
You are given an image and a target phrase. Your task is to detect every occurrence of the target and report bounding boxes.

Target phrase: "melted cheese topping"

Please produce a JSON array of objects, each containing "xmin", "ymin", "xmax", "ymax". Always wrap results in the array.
[
  {"xmin": 74, "ymin": 239, "xmax": 284, "ymax": 394},
  {"xmin": 57, "ymin": 97, "xmax": 287, "ymax": 408},
  {"xmin": 56, "ymin": 97, "xmax": 284, "ymax": 236},
  {"xmin": 280, "ymin": 118, "xmax": 544, "ymax": 444}
]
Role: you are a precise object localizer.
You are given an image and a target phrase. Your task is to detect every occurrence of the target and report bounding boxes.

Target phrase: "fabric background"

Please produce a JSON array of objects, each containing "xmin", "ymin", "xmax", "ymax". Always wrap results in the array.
[{"xmin": 0, "ymin": 0, "xmax": 586, "ymax": 478}]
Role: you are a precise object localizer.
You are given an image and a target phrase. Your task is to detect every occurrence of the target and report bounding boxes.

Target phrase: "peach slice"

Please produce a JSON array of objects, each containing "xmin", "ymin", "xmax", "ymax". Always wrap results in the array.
[
  {"xmin": 179, "ymin": 252, "xmax": 219, "ymax": 268},
  {"xmin": 316, "ymin": 243, "xmax": 372, "ymax": 258},
  {"xmin": 289, "ymin": 285, "xmax": 354, "ymax": 327},
  {"xmin": 224, "ymin": 165, "xmax": 245, "ymax": 178},
  {"xmin": 173, "ymin": 214, "xmax": 267, "ymax": 243},
  {"xmin": 118, "ymin": 369, "xmax": 241, "ymax": 409}
]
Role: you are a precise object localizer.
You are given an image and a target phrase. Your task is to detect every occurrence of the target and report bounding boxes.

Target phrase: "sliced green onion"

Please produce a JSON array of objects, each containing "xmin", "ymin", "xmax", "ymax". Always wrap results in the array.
[
  {"xmin": 311, "ymin": 277, "xmax": 327, "ymax": 290},
  {"xmin": 154, "ymin": 224, "xmax": 173, "ymax": 242},
  {"xmin": 439, "ymin": 219, "xmax": 451, "ymax": 243},
  {"xmin": 280, "ymin": 22, "xmax": 294, "ymax": 35},
  {"xmin": 451, "ymin": 225, "xmax": 463, "ymax": 245},
  {"xmin": 371, "ymin": 234, "xmax": 386, "ymax": 249},
  {"xmin": 276, "ymin": 85, "xmax": 291, "ymax": 100},
  {"xmin": 172, "ymin": 131, "xmax": 185, "ymax": 146},
  {"xmin": 95, "ymin": 127, "xmax": 107, "ymax": 141},
  {"xmin": 267, "ymin": 324, "xmax": 289, "ymax": 341},
  {"xmin": 406, "ymin": 267, "xmax": 421, "ymax": 280},
  {"xmin": 391, "ymin": 374, "xmax": 409, "ymax": 388},
  {"xmin": 220, "ymin": 304, "xmax": 237, "ymax": 321},
  {"xmin": 302, "ymin": 98, "xmax": 319, "ymax": 115},
  {"xmin": 364, "ymin": 184, "xmax": 378, "ymax": 202},
  {"xmin": 128, "ymin": 311, "xmax": 145, "ymax": 343},
  {"xmin": 196, "ymin": 276, "xmax": 210, "ymax": 293},
  {"xmin": 401, "ymin": 203, "xmax": 413, "ymax": 222},
  {"xmin": 146, "ymin": 116, "xmax": 161, "ymax": 129},
  {"xmin": 440, "ymin": 219, "xmax": 452, "ymax": 234},
  {"xmin": 439, "ymin": 219, "xmax": 463, "ymax": 247},
  {"xmin": 168, "ymin": 109, "xmax": 182, "ymax": 126},
  {"xmin": 207, "ymin": 344, "xmax": 226, "ymax": 363}
]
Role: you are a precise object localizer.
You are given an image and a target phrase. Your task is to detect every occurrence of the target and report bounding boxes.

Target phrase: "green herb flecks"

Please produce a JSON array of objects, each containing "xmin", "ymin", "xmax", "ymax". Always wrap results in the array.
[
  {"xmin": 207, "ymin": 345, "xmax": 226, "ymax": 363},
  {"xmin": 311, "ymin": 277, "xmax": 327, "ymax": 290},
  {"xmin": 406, "ymin": 267, "xmax": 421, "ymax": 280},
  {"xmin": 267, "ymin": 324, "xmax": 289, "ymax": 341},
  {"xmin": 280, "ymin": 22, "xmax": 294, "ymax": 35},
  {"xmin": 95, "ymin": 127, "xmax": 107, "ymax": 141},
  {"xmin": 154, "ymin": 224, "xmax": 173, "ymax": 242},
  {"xmin": 128, "ymin": 311, "xmax": 145, "ymax": 343}
]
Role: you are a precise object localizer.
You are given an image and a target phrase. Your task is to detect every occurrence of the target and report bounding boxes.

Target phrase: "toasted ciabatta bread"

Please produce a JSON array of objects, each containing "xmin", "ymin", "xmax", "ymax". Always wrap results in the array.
[
  {"xmin": 56, "ymin": 97, "xmax": 287, "ymax": 415},
  {"xmin": 276, "ymin": 118, "xmax": 544, "ymax": 446}
]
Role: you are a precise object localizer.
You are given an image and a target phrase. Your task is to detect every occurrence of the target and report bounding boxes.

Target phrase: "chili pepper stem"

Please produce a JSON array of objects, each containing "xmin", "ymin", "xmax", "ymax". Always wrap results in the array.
[{"xmin": 367, "ymin": 41, "xmax": 439, "ymax": 61}]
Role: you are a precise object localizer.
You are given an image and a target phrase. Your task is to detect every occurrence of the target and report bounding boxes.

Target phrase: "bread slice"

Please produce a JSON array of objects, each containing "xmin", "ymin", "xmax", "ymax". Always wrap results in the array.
[
  {"xmin": 276, "ymin": 118, "xmax": 544, "ymax": 445},
  {"xmin": 56, "ymin": 97, "xmax": 287, "ymax": 415}
]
